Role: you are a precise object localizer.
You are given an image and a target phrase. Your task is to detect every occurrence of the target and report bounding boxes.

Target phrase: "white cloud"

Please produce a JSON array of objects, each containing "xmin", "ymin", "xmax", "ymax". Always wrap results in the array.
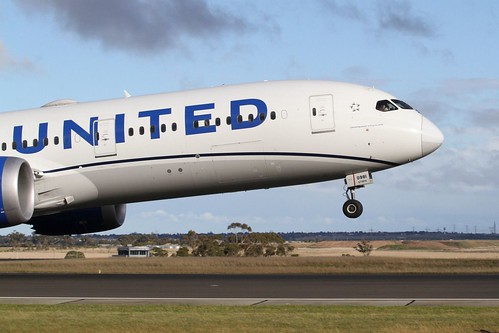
[
  {"xmin": 0, "ymin": 41, "xmax": 35, "ymax": 72},
  {"xmin": 138, "ymin": 209, "xmax": 230, "ymax": 225}
]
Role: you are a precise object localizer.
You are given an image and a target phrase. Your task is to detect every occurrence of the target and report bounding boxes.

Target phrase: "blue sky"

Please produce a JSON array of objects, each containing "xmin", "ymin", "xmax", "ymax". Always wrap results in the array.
[{"xmin": 1, "ymin": 0, "xmax": 498, "ymax": 235}]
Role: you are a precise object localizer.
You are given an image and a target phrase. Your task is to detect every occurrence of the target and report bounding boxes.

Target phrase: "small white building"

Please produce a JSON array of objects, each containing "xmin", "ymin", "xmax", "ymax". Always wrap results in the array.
[{"xmin": 117, "ymin": 245, "xmax": 152, "ymax": 257}]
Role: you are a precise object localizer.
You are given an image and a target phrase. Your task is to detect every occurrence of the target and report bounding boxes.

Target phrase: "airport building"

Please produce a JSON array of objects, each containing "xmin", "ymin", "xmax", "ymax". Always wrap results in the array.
[
  {"xmin": 116, "ymin": 244, "xmax": 180, "ymax": 257},
  {"xmin": 117, "ymin": 245, "xmax": 152, "ymax": 257}
]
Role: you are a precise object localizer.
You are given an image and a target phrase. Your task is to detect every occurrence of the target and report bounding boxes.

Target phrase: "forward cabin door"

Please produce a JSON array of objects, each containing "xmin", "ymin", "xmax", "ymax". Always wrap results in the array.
[
  {"xmin": 309, "ymin": 94, "xmax": 335, "ymax": 133},
  {"xmin": 93, "ymin": 119, "xmax": 117, "ymax": 157}
]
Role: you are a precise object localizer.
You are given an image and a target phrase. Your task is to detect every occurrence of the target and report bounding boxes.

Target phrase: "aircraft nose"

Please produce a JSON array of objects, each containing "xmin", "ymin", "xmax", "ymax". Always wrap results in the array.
[{"xmin": 421, "ymin": 116, "xmax": 444, "ymax": 156}]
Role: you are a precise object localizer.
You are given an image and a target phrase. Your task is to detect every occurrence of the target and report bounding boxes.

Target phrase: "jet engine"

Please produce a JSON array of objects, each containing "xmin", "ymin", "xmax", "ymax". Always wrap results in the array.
[
  {"xmin": 0, "ymin": 157, "xmax": 35, "ymax": 228},
  {"xmin": 30, "ymin": 204, "xmax": 126, "ymax": 235}
]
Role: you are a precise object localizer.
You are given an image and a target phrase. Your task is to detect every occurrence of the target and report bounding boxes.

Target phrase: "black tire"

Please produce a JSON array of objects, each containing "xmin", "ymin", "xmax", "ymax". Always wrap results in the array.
[{"xmin": 342, "ymin": 199, "xmax": 363, "ymax": 218}]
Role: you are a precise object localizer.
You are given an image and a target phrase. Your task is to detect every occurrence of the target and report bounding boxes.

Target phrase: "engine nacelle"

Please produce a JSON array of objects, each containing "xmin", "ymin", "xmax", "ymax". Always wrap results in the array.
[
  {"xmin": 0, "ymin": 157, "xmax": 35, "ymax": 228},
  {"xmin": 30, "ymin": 204, "xmax": 126, "ymax": 235}
]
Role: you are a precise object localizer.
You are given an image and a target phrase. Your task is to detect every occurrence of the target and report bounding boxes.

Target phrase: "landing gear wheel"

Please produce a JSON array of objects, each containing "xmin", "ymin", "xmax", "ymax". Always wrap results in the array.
[{"xmin": 343, "ymin": 199, "xmax": 363, "ymax": 218}]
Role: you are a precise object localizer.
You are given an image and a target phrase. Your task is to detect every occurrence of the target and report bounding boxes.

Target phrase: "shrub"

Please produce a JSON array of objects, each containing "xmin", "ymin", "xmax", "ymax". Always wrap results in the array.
[
  {"xmin": 353, "ymin": 240, "xmax": 373, "ymax": 256},
  {"xmin": 64, "ymin": 251, "xmax": 85, "ymax": 259},
  {"xmin": 175, "ymin": 246, "xmax": 190, "ymax": 257},
  {"xmin": 150, "ymin": 247, "xmax": 168, "ymax": 257}
]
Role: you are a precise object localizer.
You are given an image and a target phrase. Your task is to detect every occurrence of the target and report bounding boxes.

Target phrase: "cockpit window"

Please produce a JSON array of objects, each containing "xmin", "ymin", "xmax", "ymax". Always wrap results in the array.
[
  {"xmin": 391, "ymin": 99, "xmax": 413, "ymax": 109},
  {"xmin": 376, "ymin": 100, "xmax": 398, "ymax": 112}
]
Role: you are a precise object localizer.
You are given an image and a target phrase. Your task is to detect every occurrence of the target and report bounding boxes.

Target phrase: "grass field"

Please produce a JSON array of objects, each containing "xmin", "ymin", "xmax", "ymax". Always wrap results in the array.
[
  {"xmin": 1, "ymin": 242, "xmax": 497, "ymax": 332},
  {"xmin": 0, "ymin": 256, "xmax": 498, "ymax": 274},
  {"xmin": 0, "ymin": 304, "xmax": 497, "ymax": 333}
]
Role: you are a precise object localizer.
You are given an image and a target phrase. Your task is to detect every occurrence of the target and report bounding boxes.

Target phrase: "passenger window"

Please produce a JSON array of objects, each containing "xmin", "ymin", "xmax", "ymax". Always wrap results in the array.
[
  {"xmin": 33, "ymin": 139, "xmax": 38, "ymax": 147},
  {"xmin": 248, "ymin": 114, "xmax": 254, "ymax": 122},
  {"xmin": 139, "ymin": 126, "xmax": 145, "ymax": 135},
  {"xmin": 150, "ymin": 125, "xmax": 156, "ymax": 134},
  {"xmin": 2, "ymin": 143, "xmax": 6, "ymax": 151},
  {"xmin": 128, "ymin": 128, "xmax": 134, "ymax": 136},
  {"xmin": 161, "ymin": 124, "xmax": 167, "ymax": 133},
  {"xmin": 215, "ymin": 118, "xmax": 221, "ymax": 126},
  {"xmin": 270, "ymin": 111, "xmax": 276, "ymax": 120},
  {"xmin": 204, "ymin": 119, "xmax": 210, "ymax": 127},
  {"xmin": 259, "ymin": 112, "xmax": 266, "ymax": 121},
  {"xmin": 22, "ymin": 140, "xmax": 28, "ymax": 148},
  {"xmin": 226, "ymin": 116, "xmax": 232, "ymax": 125},
  {"xmin": 376, "ymin": 100, "xmax": 398, "ymax": 112},
  {"xmin": 43, "ymin": 138, "xmax": 49, "ymax": 146},
  {"xmin": 54, "ymin": 136, "xmax": 60, "ymax": 145},
  {"xmin": 172, "ymin": 123, "xmax": 177, "ymax": 131}
]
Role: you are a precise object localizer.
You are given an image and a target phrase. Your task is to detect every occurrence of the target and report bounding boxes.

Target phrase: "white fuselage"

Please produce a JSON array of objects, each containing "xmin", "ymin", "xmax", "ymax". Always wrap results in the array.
[{"xmin": 0, "ymin": 80, "xmax": 443, "ymax": 231}]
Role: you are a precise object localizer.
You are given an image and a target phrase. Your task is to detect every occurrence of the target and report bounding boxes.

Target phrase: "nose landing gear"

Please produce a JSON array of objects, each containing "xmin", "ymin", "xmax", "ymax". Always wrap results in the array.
[{"xmin": 342, "ymin": 171, "xmax": 372, "ymax": 219}]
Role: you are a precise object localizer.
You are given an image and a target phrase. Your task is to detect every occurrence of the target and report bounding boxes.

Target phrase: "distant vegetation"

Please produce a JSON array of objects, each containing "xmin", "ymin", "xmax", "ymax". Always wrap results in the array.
[
  {"xmin": 0, "ymin": 230, "xmax": 497, "ymax": 250},
  {"xmin": 178, "ymin": 223, "xmax": 294, "ymax": 257},
  {"xmin": 0, "ymin": 223, "xmax": 295, "ymax": 257},
  {"xmin": 376, "ymin": 240, "xmax": 498, "ymax": 251}
]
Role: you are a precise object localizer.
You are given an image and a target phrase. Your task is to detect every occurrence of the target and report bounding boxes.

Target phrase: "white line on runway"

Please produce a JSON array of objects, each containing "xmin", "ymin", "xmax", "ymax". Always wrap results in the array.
[{"xmin": 1, "ymin": 297, "xmax": 499, "ymax": 306}]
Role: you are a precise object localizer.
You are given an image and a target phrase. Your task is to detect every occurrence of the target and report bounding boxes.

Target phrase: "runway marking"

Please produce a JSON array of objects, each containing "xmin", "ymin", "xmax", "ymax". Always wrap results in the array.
[
  {"xmin": 60, "ymin": 298, "xmax": 85, "ymax": 305},
  {"xmin": 1, "ymin": 297, "xmax": 499, "ymax": 306}
]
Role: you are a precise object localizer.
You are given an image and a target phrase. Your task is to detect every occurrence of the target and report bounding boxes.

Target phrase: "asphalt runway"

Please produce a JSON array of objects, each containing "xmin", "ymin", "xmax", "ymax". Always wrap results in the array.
[{"xmin": 0, "ymin": 274, "xmax": 498, "ymax": 306}]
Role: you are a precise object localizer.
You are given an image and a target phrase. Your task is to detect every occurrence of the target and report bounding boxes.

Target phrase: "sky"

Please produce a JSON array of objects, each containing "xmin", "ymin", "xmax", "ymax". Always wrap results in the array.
[{"xmin": 0, "ymin": 0, "xmax": 498, "ymax": 235}]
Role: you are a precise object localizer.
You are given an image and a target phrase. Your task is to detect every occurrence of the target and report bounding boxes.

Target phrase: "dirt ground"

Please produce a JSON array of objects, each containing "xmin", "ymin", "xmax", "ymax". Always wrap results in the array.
[
  {"xmin": 293, "ymin": 240, "xmax": 499, "ymax": 259},
  {"xmin": 1, "ymin": 240, "xmax": 498, "ymax": 260},
  {"xmin": 0, "ymin": 247, "xmax": 116, "ymax": 260}
]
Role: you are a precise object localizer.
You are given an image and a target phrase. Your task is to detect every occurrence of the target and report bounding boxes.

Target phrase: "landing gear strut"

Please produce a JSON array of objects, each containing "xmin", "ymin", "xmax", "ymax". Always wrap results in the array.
[{"xmin": 342, "ymin": 171, "xmax": 373, "ymax": 219}]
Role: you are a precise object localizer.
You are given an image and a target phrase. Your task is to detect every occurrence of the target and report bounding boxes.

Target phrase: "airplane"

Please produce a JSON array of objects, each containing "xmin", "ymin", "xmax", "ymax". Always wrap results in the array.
[{"xmin": 0, "ymin": 80, "xmax": 443, "ymax": 235}]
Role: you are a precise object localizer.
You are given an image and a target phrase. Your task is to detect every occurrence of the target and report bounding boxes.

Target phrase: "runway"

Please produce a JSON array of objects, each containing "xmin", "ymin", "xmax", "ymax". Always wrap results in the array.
[{"xmin": 1, "ymin": 274, "xmax": 498, "ymax": 306}]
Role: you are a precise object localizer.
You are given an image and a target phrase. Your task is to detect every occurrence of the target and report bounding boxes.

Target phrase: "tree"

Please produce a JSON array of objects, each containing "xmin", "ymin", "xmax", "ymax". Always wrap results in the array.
[
  {"xmin": 150, "ymin": 247, "xmax": 168, "ymax": 257},
  {"xmin": 227, "ymin": 222, "xmax": 252, "ymax": 244},
  {"xmin": 176, "ymin": 246, "xmax": 190, "ymax": 256},
  {"xmin": 276, "ymin": 243, "xmax": 294, "ymax": 256},
  {"xmin": 222, "ymin": 243, "xmax": 240, "ymax": 256},
  {"xmin": 246, "ymin": 232, "xmax": 294, "ymax": 256},
  {"xmin": 176, "ymin": 226, "xmax": 294, "ymax": 258},
  {"xmin": 354, "ymin": 240, "xmax": 373, "ymax": 256},
  {"xmin": 31, "ymin": 233, "xmax": 52, "ymax": 250},
  {"xmin": 244, "ymin": 243, "xmax": 264, "ymax": 257},
  {"xmin": 7, "ymin": 231, "xmax": 26, "ymax": 249},
  {"xmin": 192, "ymin": 235, "xmax": 224, "ymax": 257},
  {"xmin": 181, "ymin": 230, "xmax": 199, "ymax": 248}
]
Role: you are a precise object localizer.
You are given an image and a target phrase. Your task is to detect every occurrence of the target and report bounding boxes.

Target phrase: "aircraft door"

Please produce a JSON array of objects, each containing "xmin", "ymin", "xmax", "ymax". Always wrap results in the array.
[
  {"xmin": 310, "ymin": 94, "xmax": 335, "ymax": 133},
  {"xmin": 93, "ymin": 119, "xmax": 117, "ymax": 157}
]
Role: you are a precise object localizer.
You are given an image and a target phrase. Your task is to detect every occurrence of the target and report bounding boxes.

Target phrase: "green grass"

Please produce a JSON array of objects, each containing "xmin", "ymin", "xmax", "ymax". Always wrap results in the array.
[
  {"xmin": 0, "ymin": 304, "xmax": 497, "ymax": 333},
  {"xmin": 0, "ymin": 256, "xmax": 498, "ymax": 274}
]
